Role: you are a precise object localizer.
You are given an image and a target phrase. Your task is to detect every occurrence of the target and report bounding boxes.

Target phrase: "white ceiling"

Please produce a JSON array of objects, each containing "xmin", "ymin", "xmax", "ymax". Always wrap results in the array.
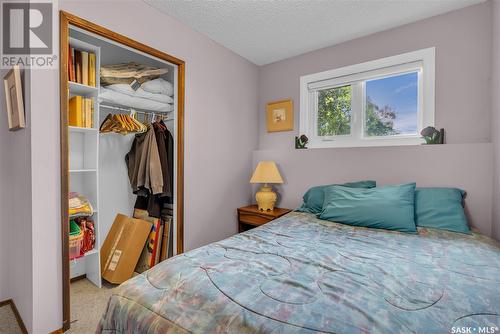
[{"xmin": 145, "ymin": 0, "xmax": 485, "ymax": 66}]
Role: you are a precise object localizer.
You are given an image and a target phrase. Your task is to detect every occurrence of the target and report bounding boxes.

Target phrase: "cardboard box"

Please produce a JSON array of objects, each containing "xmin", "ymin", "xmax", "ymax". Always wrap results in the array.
[{"xmin": 100, "ymin": 213, "xmax": 152, "ymax": 284}]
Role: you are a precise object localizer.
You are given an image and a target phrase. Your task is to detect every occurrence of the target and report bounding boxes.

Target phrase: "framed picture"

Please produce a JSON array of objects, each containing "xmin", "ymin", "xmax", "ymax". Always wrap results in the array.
[
  {"xmin": 3, "ymin": 66, "xmax": 25, "ymax": 131},
  {"xmin": 266, "ymin": 99, "xmax": 293, "ymax": 132}
]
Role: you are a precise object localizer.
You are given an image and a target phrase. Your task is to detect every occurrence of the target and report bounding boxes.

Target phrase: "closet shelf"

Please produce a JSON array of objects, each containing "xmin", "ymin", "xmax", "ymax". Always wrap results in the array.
[
  {"xmin": 69, "ymin": 81, "xmax": 98, "ymax": 96},
  {"xmin": 69, "ymin": 126, "xmax": 98, "ymax": 133},
  {"xmin": 100, "ymin": 103, "xmax": 174, "ymax": 119}
]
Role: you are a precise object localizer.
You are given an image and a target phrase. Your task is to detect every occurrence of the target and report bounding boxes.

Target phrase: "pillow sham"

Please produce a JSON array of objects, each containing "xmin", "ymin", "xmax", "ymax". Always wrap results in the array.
[
  {"xmin": 415, "ymin": 187, "xmax": 470, "ymax": 234},
  {"xmin": 318, "ymin": 183, "xmax": 417, "ymax": 233},
  {"xmin": 295, "ymin": 180, "xmax": 376, "ymax": 214}
]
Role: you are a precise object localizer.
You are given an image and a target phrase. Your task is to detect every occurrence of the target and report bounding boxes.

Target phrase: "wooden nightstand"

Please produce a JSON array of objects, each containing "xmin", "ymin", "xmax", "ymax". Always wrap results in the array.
[{"xmin": 237, "ymin": 205, "xmax": 292, "ymax": 232}]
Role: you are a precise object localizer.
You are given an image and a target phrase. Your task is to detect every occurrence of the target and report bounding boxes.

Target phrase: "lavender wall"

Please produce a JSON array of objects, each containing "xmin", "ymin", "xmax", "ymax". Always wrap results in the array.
[
  {"xmin": 492, "ymin": 0, "xmax": 500, "ymax": 241},
  {"xmin": 19, "ymin": 0, "xmax": 258, "ymax": 332},
  {"xmin": 255, "ymin": 2, "xmax": 496, "ymax": 238},
  {"xmin": 253, "ymin": 143, "xmax": 493, "ymax": 235},
  {"xmin": 0, "ymin": 68, "xmax": 34, "ymax": 333},
  {"xmin": 258, "ymin": 2, "xmax": 492, "ymax": 150}
]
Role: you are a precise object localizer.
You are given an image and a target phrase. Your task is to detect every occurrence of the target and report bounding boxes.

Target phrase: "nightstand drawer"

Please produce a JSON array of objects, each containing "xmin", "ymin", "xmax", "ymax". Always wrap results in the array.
[{"xmin": 239, "ymin": 212, "xmax": 272, "ymax": 226}]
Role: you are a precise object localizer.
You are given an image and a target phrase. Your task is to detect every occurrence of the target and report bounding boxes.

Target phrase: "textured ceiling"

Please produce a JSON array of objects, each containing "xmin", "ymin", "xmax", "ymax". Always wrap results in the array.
[{"xmin": 144, "ymin": 0, "xmax": 485, "ymax": 65}]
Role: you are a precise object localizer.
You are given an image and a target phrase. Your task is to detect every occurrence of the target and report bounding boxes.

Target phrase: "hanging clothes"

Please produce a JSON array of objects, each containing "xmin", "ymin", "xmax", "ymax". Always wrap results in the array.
[
  {"xmin": 133, "ymin": 121, "xmax": 174, "ymax": 218},
  {"xmin": 125, "ymin": 124, "xmax": 164, "ymax": 196}
]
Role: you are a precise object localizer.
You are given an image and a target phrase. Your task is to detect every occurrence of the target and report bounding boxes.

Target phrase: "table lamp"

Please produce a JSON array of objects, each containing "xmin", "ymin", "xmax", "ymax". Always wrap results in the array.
[{"xmin": 250, "ymin": 161, "xmax": 284, "ymax": 211}]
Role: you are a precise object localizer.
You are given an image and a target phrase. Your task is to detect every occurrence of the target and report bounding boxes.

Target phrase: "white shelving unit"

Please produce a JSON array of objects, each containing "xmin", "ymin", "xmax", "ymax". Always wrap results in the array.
[
  {"xmin": 68, "ymin": 35, "xmax": 102, "ymax": 288},
  {"xmin": 68, "ymin": 26, "xmax": 179, "ymax": 288}
]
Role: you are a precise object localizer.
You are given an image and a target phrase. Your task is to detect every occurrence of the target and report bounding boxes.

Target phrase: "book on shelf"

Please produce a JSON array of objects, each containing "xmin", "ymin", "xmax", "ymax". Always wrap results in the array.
[
  {"xmin": 81, "ymin": 51, "xmax": 89, "ymax": 86},
  {"xmin": 69, "ymin": 96, "xmax": 94, "ymax": 128},
  {"xmin": 68, "ymin": 46, "xmax": 96, "ymax": 87}
]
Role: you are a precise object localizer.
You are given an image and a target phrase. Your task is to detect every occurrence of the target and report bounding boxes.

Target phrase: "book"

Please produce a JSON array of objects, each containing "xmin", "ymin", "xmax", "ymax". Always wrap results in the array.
[
  {"xmin": 133, "ymin": 209, "xmax": 162, "ymax": 273},
  {"xmin": 88, "ymin": 53, "xmax": 96, "ymax": 87},
  {"xmin": 160, "ymin": 216, "xmax": 171, "ymax": 262},
  {"xmin": 68, "ymin": 47, "xmax": 73, "ymax": 82},
  {"xmin": 71, "ymin": 48, "xmax": 76, "ymax": 82},
  {"xmin": 74, "ymin": 50, "xmax": 82, "ymax": 84},
  {"xmin": 154, "ymin": 224, "xmax": 163, "ymax": 265},
  {"xmin": 81, "ymin": 51, "xmax": 89, "ymax": 86},
  {"xmin": 68, "ymin": 96, "xmax": 83, "ymax": 127}
]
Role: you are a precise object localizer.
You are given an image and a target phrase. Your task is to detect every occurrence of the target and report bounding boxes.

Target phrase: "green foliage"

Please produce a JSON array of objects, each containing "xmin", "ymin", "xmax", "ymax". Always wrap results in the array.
[
  {"xmin": 364, "ymin": 97, "xmax": 399, "ymax": 137},
  {"xmin": 317, "ymin": 86, "xmax": 398, "ymax": 137},
  {"xmin": 317, "ymin": 86, "xmax": 351, "ymax": 136}
]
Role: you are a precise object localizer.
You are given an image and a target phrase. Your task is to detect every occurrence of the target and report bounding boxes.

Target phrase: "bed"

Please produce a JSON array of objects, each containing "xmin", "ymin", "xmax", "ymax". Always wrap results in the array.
[{"xmin": 97, "ymin": 211, "xmax": 500, "ymax": 333}]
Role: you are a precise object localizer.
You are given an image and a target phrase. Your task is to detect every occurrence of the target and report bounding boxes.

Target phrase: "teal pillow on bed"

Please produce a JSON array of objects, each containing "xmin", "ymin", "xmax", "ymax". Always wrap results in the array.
[
  {"xmin": 415, "ymin": 188, "xmax": 470, "ymax": 234},
  {"xmin": 295, "ymin": 180, "xmax": 376, "ymax": 214},
  {"xmin": 318, "ymin": 183, "xmax": 417, "ymax": 233}
]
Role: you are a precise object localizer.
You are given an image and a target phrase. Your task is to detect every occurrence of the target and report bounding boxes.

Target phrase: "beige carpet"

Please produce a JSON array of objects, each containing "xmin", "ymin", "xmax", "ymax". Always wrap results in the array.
[
  {"xmin": 0, "ymin": 304, "xmax": 23, "ymax": 334},
  {"xmin": 68, "ymin": 279, "xmax": 118, "ymax": 334}
]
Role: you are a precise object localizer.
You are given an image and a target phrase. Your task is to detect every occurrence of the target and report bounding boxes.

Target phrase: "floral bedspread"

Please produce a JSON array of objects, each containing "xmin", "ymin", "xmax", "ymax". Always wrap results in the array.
[{"xmin": 97, "ymin": 212, "xmax": 500, "ymax": 333}]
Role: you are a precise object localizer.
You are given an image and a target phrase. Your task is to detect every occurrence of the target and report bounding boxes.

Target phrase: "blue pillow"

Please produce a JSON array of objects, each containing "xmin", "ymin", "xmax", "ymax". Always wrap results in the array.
[
  {"xmin": 318, "ymin": 183, "xmax": 417, "ymax": 233},
  {"xmin": 415, "ymin": 188, "xmax": 470, "ymax": 234},
  {"xmin": 295, "ymin": 180, "xmax": 376, "ymax": 214}
]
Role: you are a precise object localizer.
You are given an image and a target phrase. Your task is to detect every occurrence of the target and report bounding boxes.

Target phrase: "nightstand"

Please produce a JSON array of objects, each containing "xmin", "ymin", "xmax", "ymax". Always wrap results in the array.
[{"xmin": 237, "ymin": 205, "xmax": 292, "ymax": 232}]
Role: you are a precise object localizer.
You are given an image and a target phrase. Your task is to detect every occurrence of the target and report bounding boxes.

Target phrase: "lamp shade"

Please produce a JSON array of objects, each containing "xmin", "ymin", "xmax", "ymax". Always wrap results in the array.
[{"xmin": 250, "ymin": 161, "xmax": 284, "ymax": 184}]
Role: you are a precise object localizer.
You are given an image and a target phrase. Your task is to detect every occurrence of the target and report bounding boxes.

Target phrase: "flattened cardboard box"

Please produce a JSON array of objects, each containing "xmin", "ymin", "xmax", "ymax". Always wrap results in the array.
[{"xmin": 101, "ymin": 213, "xmax": 152, "ymax": 284}]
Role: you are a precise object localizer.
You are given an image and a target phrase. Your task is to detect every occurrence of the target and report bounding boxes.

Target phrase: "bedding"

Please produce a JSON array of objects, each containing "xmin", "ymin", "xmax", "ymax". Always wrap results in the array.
[
  {"xmin": 296, "ymin": 180, "xmax": 376, "ymax": 214},
  {"xmin": 319, "ymin": 183, "xmax": 417, "ymax": 233},
  {"xmin": 106, "ymin": 84, "xmax": 174, "ymax": 104},
  {"xmin": 141, "ymin": 78, "xmax": 174, "ymax": 97},
  {"xmin": 99, "ymin": 86, "xmax": 174, "ymax": 113},
  {"xmin": 98, "ymin": 212, "xmax": 499, "ymax": 334},
  {"xmin": 415, "ymin": 187, "xmax": 470, "ymax": 234}
]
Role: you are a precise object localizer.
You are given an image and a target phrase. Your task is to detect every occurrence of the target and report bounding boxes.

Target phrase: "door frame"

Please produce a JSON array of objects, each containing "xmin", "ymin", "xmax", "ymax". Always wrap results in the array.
[{"xmin": 59, "ymin": 11, "xmax": 185, "ymax": 331}]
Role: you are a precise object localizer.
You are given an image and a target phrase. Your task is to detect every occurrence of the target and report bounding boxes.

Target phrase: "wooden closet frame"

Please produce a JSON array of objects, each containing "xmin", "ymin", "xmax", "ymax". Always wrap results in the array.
[{"xmin": 59, "ymin": 11, "xmax": 185, "ymax": 332}]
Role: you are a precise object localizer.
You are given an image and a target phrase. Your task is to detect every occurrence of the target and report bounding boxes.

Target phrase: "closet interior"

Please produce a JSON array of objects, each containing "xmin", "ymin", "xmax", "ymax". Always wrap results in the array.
[{"xmin": 66, "ymin": 25, "xmax": 179, "ymax": 288}]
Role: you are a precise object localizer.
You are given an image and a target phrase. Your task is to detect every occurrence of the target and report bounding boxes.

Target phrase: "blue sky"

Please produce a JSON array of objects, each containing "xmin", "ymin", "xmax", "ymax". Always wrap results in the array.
[{"xmin": 365, "ymin": 72, "xmax": 418, "ymax": 134}]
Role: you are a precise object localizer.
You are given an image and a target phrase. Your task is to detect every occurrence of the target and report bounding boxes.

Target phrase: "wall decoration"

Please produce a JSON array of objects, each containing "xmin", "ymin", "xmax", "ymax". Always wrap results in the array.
[
  {"xmin": 266, "ymin": 99, "xmax": 293, "ymax": 132},
  {"xmin": 3, "ymin": 66, "xmax": 25, "ymax": 131},
  {"xmin": 421, "ymin": 126, "xmax": 444, "ymax": 144},
  {"xmin": 295, "ymin": 134, "xmax": 308, "ymax": 149}
]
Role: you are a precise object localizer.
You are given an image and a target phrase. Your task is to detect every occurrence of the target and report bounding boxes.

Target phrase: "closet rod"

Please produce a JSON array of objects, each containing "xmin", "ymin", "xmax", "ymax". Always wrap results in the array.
[{"xmin": 100, "ymin": 103, "xmax": 174, "ymax": 121}]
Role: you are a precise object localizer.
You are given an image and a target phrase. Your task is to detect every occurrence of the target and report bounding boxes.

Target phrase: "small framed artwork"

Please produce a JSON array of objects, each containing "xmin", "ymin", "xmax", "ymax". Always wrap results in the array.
[
  {"xmin": 3, "ymin": 66, "xmax": 25, "ymax": 131},
  {"xmin": 266, "ymin": 99, "xmax": 293, "ymax": 132}
]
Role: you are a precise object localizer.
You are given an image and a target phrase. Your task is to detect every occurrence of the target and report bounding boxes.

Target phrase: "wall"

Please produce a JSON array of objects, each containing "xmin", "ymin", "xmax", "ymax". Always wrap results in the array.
[
  {"xmin": 24, "ymin": 0, "xmax": 259, "ymax": 332},
  {"xmin": 0, "ymin": 68, "xmax": 34, "ymax": 333},
  {"xmin": 258, "ymin": 2, "xmax": 492, "ymax": 150},
  {"xmin": 492, "ymin": 0, "xmax": 500, "ymax": 240},
  {"xmin": 253, "ymin": 143, "xmax": 493, "ymax": 235},
  {"xmin": 256, "ymin": 2, "xmax": 496, "ymax": 237}
]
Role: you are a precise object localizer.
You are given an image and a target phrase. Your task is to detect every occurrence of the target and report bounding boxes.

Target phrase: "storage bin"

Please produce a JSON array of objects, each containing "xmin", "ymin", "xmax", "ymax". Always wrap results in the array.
[{"xmin": 69, "ymin": 220, "xmax": 84, "ymax": 260}]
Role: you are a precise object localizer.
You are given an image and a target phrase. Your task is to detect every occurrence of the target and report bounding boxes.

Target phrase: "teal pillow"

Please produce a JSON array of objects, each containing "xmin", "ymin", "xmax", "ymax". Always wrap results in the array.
[
  {"xmin": 318, "ymin": 183, "xmax": 417, "ymax": 233},
  {"xmin": 415, "ymin": 188, "xmax": 470, "ymax": 234},
  {"xmin": 295, "ymin": 180, "xmax": 376, "ymax": 214}
]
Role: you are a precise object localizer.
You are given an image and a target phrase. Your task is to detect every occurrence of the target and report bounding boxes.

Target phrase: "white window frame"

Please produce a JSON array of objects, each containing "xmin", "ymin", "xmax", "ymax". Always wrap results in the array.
[{"xmin": 300, "ymin": 48, "xmax": 435, "ymax": 148}]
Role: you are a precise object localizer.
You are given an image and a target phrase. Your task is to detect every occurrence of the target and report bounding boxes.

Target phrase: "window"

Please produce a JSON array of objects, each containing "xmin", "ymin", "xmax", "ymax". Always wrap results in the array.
[{"xmin": 300, "ymin": 48, "xmax": 435, "ymax": 148}]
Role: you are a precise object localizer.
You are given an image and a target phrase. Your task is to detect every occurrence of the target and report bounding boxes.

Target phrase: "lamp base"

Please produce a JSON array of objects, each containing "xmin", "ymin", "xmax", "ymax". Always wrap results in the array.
[{"xmin": 255, "ymin": 185, "xmax": 277, "ymax": 211}]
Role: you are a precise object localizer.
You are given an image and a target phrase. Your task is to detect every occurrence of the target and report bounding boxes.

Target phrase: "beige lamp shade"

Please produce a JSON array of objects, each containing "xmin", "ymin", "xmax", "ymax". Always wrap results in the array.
[{"xmin": 250, "ymin": 161, "xmax": 284, "ymax": 184}]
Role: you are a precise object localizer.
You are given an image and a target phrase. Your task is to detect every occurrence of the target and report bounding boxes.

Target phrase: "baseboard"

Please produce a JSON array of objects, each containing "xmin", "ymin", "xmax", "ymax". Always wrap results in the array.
[
  {"xmin": 49, "ymin": 328, "xmax": 63, "ymax": 334},
  {"xmin": 70, "ymin": 274, "xmax": 86, "ymax": 283},
  {"xmin": 0, "ymin": 298, "xmax": 28, "ymax": 334}
]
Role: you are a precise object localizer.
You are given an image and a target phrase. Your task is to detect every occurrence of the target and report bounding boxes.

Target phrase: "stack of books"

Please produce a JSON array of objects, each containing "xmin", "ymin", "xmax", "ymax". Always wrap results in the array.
[
  {"xmin": 68, "ymin": 46, "xmax": 96, "ymax": 87},
  {"xmin": 69, "ymin": 96, "xmax": 94, "ymax": 128}
]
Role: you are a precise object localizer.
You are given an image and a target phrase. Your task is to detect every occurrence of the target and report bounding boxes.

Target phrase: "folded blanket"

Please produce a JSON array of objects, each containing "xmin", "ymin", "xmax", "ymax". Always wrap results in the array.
[
  {"xmin": 141, "ymin": 78, "xmax": 174, "ymax": 97},
  {"xmin": 106, "ymin": 84, "xmax": 174, "ymax": 104},
  {"xmin": 99, "ymin": 86, "xmax": 174, "ymax": 113},
  {"xmin": 100, "ymin": 62, "xmax": 168, "ymax": 86},
  {"xmin": 69, "ymin": 194, "xmax": 93, "ymax": 218}
]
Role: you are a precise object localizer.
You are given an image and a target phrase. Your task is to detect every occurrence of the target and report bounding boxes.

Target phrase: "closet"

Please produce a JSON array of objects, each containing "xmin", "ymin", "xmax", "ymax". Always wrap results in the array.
[{"xmin": 62, "ymin": 21, "xmax": 184, "ymax": 291}]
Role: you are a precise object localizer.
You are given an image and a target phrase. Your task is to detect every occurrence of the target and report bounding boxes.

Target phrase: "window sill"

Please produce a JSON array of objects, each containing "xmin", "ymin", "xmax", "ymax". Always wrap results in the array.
[{"xmin": 306, "ymin": 137, "xmax": 425, "ymax": 149}]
